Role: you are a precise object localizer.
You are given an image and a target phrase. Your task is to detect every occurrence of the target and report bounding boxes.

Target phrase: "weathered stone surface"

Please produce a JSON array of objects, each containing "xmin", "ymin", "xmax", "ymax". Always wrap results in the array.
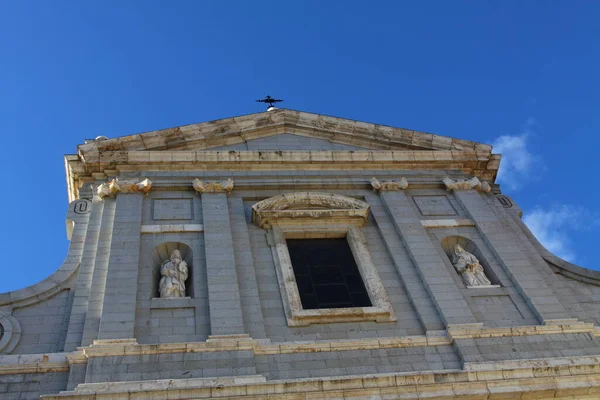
[{"xmin": 1, "ymin": 109, "xmax": 598, "ymax": 399}]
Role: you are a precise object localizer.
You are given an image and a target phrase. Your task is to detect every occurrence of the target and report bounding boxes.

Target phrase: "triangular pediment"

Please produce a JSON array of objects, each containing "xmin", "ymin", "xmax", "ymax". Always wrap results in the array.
[{"xmin": 77, "ymin": 109, "xmax": 492, "ymax": 158}]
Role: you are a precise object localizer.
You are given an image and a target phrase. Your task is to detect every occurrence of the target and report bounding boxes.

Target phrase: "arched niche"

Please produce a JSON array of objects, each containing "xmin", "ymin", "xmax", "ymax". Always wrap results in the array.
[
  {"xmin": 151, "ymin": 242, "xmax": 193, "ymax": 298},
  {"xmin": 440, "ymin": 236, "xmax": 499, "ymax": 286}
]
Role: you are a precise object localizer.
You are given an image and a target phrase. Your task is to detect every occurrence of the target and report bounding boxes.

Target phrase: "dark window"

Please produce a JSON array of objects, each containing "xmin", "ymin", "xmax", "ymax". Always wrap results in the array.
[{"xmin": 287, "ymin": 238, "xmax": 372, "ymax": 309}]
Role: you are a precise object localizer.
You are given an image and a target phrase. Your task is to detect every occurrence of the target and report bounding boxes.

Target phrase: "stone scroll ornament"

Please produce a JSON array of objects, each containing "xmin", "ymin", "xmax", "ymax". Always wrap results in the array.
[
  {"xmin": 97, "ymin": 178, "xmax": 152, "ymax": 199},
  {"xmin": 442, "ymin": 177, "xmax": 491, "ymax": 193},
  {"xmin": 159, "ymin": 250, "xmax": 189, "ymax": 298},
  {"xmin": 369, "ymin": 177, "xmax": 408, "ymax": 192},
  {"xmin": 451, "ymin": 244, "xmax": 492, "ymax": 287},
  {"xmin": 192, "ymin": 178, "xmax": 234, "ymax": 194}
]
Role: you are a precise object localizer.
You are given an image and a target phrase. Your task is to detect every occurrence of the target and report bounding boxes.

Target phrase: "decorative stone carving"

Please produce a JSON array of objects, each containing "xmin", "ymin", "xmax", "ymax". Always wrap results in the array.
[
  {"xmin": 370, "ymin": 177, "xmax": 408, "ymax": 192},
  {"xmin": 251, "ymin": 192, "xmax": 370, "ymax": 228},
  {"xmin": 451, "ymin": 244, "xmax": 492, "ymax": 287},
  {"xmin": 479, "ymin": 180, "xmax": 491, "ymax": 193},
  {"xmin": 159, "ymin": 250, "xmax": 189, "ymax": 298},
  {"xmin": 442, "ymin": 177, "xmax": 491, "ymax": 193},
  {"xmin": 0, "ymin": 314, "xmax": 22, "ymax": 354},
  {"xmin": 97, "ymin": 178, "xmax": 152, "ymax": 199},
  {"xmin": 192, "ymin": 178, "xmax": 234, "ymax": 194}
]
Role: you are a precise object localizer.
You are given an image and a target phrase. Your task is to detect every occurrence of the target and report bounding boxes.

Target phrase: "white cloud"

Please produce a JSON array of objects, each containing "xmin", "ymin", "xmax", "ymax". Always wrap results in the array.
[
  {"xmin": 523, "ymin": 205, "xmax": 584, "ymax": 262},
  {"xmin": 492, "ymin": 118, "xmax": 542, "ymax": 190}
]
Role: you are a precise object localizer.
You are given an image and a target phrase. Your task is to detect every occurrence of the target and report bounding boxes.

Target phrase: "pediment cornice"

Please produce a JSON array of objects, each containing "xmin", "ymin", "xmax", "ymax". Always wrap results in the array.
[
  {"xmin": 76, "ymin": 109, "xmax": 492, "ymax": 160},
  {"xmin": 65, "ymin": 109, "xmax": 500, "ymax": 201}
]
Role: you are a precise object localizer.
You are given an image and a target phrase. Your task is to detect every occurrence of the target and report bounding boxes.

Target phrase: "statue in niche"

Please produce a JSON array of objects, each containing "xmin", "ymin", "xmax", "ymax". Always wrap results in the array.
[
  {"xmin": 451, "ymin": 244, "xmax": 492, "ymax": 287},
  {"xmin": 159, "ymin": 250, "xmax": 189, "ymax": 298}
]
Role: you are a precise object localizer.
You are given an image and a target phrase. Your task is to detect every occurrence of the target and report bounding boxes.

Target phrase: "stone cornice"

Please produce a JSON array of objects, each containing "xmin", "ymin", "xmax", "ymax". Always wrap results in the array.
[
  {"xmin": 76, "ymin": 109, "xmax": 493, "ymax": 155},
  {"xmin": 0, "ymin": 353, "xmax": 69, "ymax": 375},
  {"xmin": 65, "ymin": 150, "xmax": 500, "ymax": 200},
  {"xmin": 40, "ymin": 360, "xmax": 600, "ymax": 399}
]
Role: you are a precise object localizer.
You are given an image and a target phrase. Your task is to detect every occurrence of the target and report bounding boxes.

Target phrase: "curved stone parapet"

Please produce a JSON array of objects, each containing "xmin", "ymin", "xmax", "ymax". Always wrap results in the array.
[
  {"xmin": 501, "ymin": 194, "xmax": 600, "ymax": 286},
  {"xmin": 0, "ymin": 199, "xmax": 91, "ymax": 308}
]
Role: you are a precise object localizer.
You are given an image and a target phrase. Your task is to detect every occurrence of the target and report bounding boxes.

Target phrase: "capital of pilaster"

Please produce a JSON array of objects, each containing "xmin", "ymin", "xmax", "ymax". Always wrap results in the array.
[
  {"xmin": 442, "ymin": 177, "xmax": 490, "ymax": 193},
  {"xmin": 97, "ymin": 178, "xmax": 152, "ymax": 199},
  {"xmin": 192, "ymin": 178, "xmax": 234, "ymax": 194},
  {"xmin": 370, "ymin": 177, "xmax": 408, "ymax": 192}
]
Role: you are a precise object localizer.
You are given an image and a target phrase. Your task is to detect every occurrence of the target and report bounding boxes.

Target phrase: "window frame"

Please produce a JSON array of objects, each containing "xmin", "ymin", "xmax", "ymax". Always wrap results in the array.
[{"xmin": 269, "ymin": 223, "xmax": 396, "ymax": 326}]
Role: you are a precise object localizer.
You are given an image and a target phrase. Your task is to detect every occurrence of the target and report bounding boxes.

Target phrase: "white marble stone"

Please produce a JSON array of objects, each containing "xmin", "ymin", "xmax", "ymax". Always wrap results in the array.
[
  {"xmin": 451, "ymin": 244, "xmax": 492, "ymax": 287},
  {"xmin": 369, "ymin": 177, "xmax": 408, "ymax": 191},
  {"xmin": 192, "ymin": 177, "xmax": 234, "ymax": 193}
]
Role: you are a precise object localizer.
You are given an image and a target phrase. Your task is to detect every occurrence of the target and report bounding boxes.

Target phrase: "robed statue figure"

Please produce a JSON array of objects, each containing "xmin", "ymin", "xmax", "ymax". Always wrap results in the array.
[
  {"xmin": 159, "ymin": 250, "xmax": 189, "ymax": 298},
  {"xmin": 451, "ymin": 244, "xmax": 492, "ymax": 287}
]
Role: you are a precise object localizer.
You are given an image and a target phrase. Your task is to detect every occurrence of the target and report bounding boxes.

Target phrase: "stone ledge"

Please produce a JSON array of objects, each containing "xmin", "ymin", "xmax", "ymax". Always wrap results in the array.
[
  {"xmin": 150, "ymin": 297, "xmax": 195, "ymax": 309},
  {"xmin": 69, "ymin": 322, "xmax": 598, "ymax": 359},
  {"xmin": 41, "ymin": 362, "xmax": 600, "ymax": 399},
  {"xmin": 421, "ymin": 218, "xmax": 475, "ymax": 228},
  {"xmin": 72, "ymin": 375, "xmax": 267, "ymax": 394},
  {"xmin": 141, "ymin": 224, "xmax": 203, "ymax": 233},
  {"xmin": 78, "ymin": 334, "xmax": 451, "ymax": 358},
  {"xmin": 448, "ymin": 321, "xmax": 596, "ymax": 340},
  {"xmin": 0, "ymin": 353, "xmax": 69, "ymax": 375}
]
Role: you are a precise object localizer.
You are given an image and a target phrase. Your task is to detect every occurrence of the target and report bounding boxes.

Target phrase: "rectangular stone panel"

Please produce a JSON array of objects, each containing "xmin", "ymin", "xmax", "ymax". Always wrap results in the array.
[
  {"xmin": 413, "ymin": 195, "xmax": 457, "ymax": 216},
  {"xmin": 152, "ymin": 199, "xmax": 193, "ymax": 220},
  {"xmin": 470, "ymin": 295, "xmax": 528, "ymax": 326}
]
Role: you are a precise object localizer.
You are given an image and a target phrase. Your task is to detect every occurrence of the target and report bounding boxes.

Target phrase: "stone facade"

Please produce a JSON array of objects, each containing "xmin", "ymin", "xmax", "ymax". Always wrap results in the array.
[{"xmin": 1, "ymin": 108, "xmax": 600, "ymax": 399}]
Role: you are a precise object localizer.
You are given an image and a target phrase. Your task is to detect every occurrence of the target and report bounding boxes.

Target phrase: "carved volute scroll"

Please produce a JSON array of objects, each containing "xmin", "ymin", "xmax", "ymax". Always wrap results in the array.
[
  {"xmin": 192, "ymin": 178, "xmax": 234, "ymax": 194},
  {"xmin": 97, "ymin": 178, "xmax": 152, "ymax": 199},
  {"xmin": 442, "ymin": 177, "xmax": 491, "ymax": 193},
  {"xmin": 370, "ymin": 177, "xmax": 408, "ymax": 192},
  {"xmin": 251, "ymin": 192, "xmax": 370, "ymax": 228}
]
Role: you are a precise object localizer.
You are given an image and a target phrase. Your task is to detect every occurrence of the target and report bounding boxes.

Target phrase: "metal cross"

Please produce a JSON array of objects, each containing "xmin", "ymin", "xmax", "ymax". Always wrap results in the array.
[{"xmin": 256, "ymin": 95, "xmax": 283, "ymax": 108}]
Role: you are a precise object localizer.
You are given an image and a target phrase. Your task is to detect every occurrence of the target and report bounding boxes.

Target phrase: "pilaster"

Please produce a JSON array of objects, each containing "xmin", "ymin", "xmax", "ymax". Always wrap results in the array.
[
  {"xmin": 446, "ymin": 177, "xmax": 572, "ymax": 324},
  {"xmin": 367, "ymin": 192, "xmax": 445, "ymax": 332},
  {"xmin": 373, "ymin": 178, "xmax": 477, "ymax": 326},
  {"xmin": 63, "ymin": 195, "xmax": 104, "ymax": 351},
  {"xmin": 196, "ymin": 179, "xmax": 245, "ymax": 336},
  {"xmin": 228, "ymin": 197, "xmax": 267, "ymax": 339},
  {"xmin": 97, "ymin": 179, "xmax": 149, "ymax": 340},
  {"xmin": 81, "ymin": 197, "xmax": 116, "ymax": 345}
]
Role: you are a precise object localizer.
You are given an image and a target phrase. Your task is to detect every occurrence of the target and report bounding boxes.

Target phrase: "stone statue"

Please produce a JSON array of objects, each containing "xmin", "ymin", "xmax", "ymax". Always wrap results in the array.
[
  {"xmin": 451, "ymin": 244, "xmax": 492, "ymax": 287},
  {"xmin": 159, "ymin": 250, "xmax": 189, "ymax": 298}
]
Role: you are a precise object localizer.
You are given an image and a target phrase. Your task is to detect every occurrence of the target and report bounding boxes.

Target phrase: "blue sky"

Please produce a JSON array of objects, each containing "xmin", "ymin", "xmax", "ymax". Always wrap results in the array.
[{"xmin": 1, "ymin": 1, "xmax": 599, "ymax": 293}]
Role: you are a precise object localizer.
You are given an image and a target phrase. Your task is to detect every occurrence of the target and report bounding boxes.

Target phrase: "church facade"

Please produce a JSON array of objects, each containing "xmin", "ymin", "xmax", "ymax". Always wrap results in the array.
[{"xmin": 1, "ymin": 108, "xmax": 600, "ymax": 399}]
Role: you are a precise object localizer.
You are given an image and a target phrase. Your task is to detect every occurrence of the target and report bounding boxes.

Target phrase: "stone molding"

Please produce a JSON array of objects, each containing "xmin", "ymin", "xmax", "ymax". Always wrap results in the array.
[
  {"xmin": 192, "ymin": 177, "xmax": 234, "ymax": 193},
  {"xmin": 140, "ymin": 224, "xmax": 203, "ymax": 234},
  {"xmin": 66, "ymin": 150, "xmax": 500, "ymax": 201},
  {"xmin": 40, "ymin": 355, "xmax": 600, "ymax": 399},
  {"xmin": 0, "ymin": 353, "xmax": 69, "ymax": 375},
  {"xmin": 96, "ymin": 178, "xmax": 152, "ymax": 199},
  {"xmin": 251, "ymin": 192, "xmax": 370, "ymax": 228},
  {"xmin": 77, "ymin": 109, "xmax": 492, "ymax": 155},
  {"xmin": 267, "ymin": 223, "xmax": 397, "ymax": 327},
  {"xmin": 420, "ymin": 218, "xmax": 475, "ymax": 228},
  {"xmin": 370, "ymin": 177, "xmax": 408, "ymax": 192},
  {"xmin": 0, "ymin": 314, "xmax": 21, "ymax": 354},
  {"xmin": 447, "ymin": 320, "xmax": 596, "ymax": 340},
  {"xmin": 0, "ymin": 320, "xmax": 594, "ymax": 372},
  {"xmin": 442, "ymin": 176, "xmax": 491, "ymax": 193}
]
